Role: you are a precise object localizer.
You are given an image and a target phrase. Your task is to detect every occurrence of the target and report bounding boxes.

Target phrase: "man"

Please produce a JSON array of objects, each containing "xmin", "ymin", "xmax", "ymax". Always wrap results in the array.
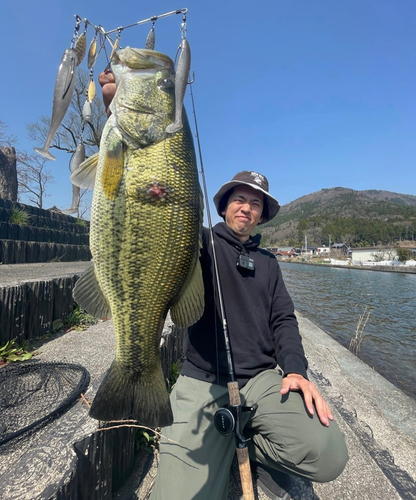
[
  {"xmin": 151, "ymin": 171, "xmax": 348, "ymax": 500},
  {"xmin": 99, "ymin": 74, "xmax": 348, "ymax": 500}
]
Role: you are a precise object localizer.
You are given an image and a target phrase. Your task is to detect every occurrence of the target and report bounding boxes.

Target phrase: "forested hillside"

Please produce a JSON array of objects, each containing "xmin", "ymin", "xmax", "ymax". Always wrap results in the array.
[{"xmin": 255, "ymin": 187, "xmax": 416, "ymax": 248}]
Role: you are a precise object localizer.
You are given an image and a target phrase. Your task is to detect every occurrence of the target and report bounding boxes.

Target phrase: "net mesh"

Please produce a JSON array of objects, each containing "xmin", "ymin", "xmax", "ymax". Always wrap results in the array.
[{"xmin": 0, "ymin": 361, "xmax": 90, "ymax": 446}]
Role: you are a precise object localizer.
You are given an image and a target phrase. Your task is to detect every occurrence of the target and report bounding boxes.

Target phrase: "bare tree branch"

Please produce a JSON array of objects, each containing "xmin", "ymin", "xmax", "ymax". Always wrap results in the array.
[
  {"xmin": 0, "ymin": 119, "xmax": 17, "ymax": 147},
  {"xmin": 16, "ymin": 152, "xmax": 54, "ymax": 208}
]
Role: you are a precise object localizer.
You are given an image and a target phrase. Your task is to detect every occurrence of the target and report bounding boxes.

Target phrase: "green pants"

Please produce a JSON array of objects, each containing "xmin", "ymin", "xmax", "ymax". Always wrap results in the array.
[{"xmin": 150, "ymin": 370, "xmax": 348, "ymax": 500}]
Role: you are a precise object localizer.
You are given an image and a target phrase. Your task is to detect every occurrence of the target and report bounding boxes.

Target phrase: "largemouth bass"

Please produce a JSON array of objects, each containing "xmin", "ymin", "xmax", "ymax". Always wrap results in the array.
[
  {"xmin": 72, "ymin": 42, "xmax": 204, "ymax": 427},
  {"xmin": 34, "ymin": 48, "xmax": 78, "ymax": 161}
]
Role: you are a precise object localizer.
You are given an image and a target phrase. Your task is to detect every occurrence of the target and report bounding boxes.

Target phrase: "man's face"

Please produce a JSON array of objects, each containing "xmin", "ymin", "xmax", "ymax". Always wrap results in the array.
[{"xmin": 222, "ymin": 185, "xmax": 264, "ymax": 242}]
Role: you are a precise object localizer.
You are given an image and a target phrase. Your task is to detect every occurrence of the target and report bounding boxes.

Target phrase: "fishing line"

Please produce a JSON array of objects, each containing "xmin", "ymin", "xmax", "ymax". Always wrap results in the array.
[
  {"xmin": 188, "ymin": 75, "xmax": 257, "ymax": 500},
  {"xmin": 188, "ymin": 80, "xmax": 234, "ymax": 382}
]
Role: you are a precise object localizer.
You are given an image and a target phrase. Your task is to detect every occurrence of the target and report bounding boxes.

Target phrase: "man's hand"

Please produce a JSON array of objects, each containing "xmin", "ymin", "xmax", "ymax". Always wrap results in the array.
[
  {"xmin": 280, "ymin": 373, "xmax": 334, "ymax": 427},
  {"xmin": 98, "ymin": 70, "xmax": 116, "ymax": 116}
]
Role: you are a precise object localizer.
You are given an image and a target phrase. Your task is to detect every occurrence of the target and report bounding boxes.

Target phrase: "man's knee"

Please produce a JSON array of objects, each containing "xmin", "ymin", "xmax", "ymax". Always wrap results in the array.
[{"xmin": 302, "ymin": 423, "xmax": 348, "ymax": 482}]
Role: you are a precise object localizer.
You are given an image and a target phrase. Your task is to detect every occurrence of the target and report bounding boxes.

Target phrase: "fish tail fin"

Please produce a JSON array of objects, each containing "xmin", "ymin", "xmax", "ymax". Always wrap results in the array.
[
  {"xmin": 33, "ymin": 147, "xmax": 56, "ymax": 161},
  {"xmin": 89, "ymin": 361, "xmax": 173, "ymax": 428}
]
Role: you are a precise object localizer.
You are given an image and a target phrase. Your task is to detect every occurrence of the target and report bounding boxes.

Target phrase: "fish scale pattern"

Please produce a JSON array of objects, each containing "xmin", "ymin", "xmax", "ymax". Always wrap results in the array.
[
  {"xmin": 87, "ymin": 121, "xmax": 203, "ymax": 424},
  {"xmin": 93, "ymin": 125, "xmax": 201, "ymax": 366}
]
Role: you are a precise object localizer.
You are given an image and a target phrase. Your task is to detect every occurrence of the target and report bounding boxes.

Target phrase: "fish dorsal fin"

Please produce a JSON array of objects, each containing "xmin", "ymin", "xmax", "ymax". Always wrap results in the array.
[
  {"xmin": 73, "ymin": 262, "xmax": 111, "ymax": 319},
  {"xmin": 70, "ymin": 152, "xmax": 99, "ymax": 189}
]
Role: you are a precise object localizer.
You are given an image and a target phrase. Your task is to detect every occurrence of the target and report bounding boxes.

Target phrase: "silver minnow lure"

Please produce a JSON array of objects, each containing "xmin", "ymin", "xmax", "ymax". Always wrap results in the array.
[{"xmin": 34, "ymin": 48, "xmax": 78, "ymax": 161}]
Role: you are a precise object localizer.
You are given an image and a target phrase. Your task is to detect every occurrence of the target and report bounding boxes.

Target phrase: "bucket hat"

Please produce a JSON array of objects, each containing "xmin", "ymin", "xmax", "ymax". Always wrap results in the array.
[{"xmin": 213, "ymin": 171, "xmax": 280, "ymax": 224}]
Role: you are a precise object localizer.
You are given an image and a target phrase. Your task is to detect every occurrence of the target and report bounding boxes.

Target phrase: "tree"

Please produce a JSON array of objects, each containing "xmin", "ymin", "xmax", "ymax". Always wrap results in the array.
[
  {"xmin": 370, "ymin": 250, "xmax": 386, "ymax": 262},
  {"xmin": 17, "ymin": 153, "xmax": 54, "ymax": 208},
  {"xmin": 0, "ymin": 119, "xmax": 17, "ymax": 147},
  {"xmin": 385, "ymin": 249, "xmax": 397, "ymax": 261},
  {"xmin": 397, "ymin": 248, "xmax": 411, "ymax": 263}
]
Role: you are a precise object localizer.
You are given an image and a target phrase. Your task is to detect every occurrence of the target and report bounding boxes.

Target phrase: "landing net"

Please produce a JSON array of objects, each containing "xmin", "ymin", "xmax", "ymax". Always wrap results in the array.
[{"xmin": 0, "ymin": 361, "xmax": 90, "ymax": 446}]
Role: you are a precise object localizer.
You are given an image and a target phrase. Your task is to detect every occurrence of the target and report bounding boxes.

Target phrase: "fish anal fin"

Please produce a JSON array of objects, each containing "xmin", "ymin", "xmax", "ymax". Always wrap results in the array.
[
  {"xmin": 73, "ymin": 263, "xmax": 111, "ymax": 319},
  {"xmin": 170, "ymin": 259, "xmax": 204, "ymax": 328},
  {"xmin": 70, "ymin": 153, "xmax": 99, "ymax": 189}
]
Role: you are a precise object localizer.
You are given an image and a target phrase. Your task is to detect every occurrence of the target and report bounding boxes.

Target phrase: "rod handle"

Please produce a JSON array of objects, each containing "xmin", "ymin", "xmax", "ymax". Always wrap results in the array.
[
  {"xmin": 228, "ymin": 381, "xmax": 241, "ymax": 406},
  {"xmin": 236, "ymin": 447, "xmax": 255, "ymax": 500}
]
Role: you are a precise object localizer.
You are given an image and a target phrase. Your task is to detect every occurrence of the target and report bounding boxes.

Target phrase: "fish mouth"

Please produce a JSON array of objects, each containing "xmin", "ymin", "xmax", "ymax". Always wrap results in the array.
[
  {"xmin": 118, "ymin": 103, "xmax": 155, "ymax": 114},
  {"xmin": 112, "ymin": 47, "xmax": 174, "ymax": 71}
]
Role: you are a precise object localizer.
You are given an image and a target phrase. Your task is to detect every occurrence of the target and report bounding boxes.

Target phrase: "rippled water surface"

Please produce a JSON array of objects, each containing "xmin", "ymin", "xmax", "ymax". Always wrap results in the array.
[{"xmin": 279, "ymin": 262, "xmax": 416, "ymax": 399}]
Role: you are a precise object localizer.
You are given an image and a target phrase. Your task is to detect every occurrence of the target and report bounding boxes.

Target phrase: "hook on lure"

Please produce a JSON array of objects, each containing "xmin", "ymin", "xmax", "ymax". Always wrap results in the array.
[{"xmin": 71, "ymin": 15, "xmax": 82, "ymax": 48}]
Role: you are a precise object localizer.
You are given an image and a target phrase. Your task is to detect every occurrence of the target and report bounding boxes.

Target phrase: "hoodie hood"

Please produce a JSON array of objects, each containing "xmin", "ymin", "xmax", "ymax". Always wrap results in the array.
[{"xmin": 213, "ymin": 222, "xmax": 261, "ymax": 252}]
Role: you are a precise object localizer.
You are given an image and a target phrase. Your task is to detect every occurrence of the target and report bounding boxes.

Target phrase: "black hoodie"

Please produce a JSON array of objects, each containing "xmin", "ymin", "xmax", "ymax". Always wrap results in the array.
[{"xmin": 181, "ymin": 223, "xmax": 308, "ymax": 388}]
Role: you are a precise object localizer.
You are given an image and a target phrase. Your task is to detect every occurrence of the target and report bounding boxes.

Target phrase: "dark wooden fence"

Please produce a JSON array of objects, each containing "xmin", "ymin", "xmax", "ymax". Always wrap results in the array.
[{"xmin": 0, "ymin": 275, "xmax": 82, "ymax": 344}]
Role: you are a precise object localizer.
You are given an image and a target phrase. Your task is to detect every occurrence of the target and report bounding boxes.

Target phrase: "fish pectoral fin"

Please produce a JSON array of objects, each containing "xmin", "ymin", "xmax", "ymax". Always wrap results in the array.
[
  {"xmin": 101, "ymin": 136, "xmax": 124, "ymax": 201},
  {"xmin": 70, "ymin": 152, "xmax": 99, "ymax": 189},
  {"xmin": 170, "ymin": 259, "xmax": 204, "ymax": 328},
  {"xmin": 73, "ymin": 263, "xmax": 111, "ymax": 319}
]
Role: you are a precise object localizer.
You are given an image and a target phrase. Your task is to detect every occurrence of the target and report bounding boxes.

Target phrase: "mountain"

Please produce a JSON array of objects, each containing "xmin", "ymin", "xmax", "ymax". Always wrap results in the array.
[{"xmin": 255, "ymin": 187, "xmax": 416, "ymax": 248}]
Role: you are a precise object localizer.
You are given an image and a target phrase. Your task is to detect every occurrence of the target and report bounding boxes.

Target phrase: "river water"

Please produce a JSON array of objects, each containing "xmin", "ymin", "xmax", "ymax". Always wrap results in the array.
[{"xmin": 279, "ymin": 262, "xmax": 416, "ymax": 399}]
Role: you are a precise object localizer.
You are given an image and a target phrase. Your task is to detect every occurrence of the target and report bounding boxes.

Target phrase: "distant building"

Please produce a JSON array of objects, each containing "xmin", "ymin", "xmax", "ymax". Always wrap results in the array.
[
  {"xmin": 331, "ymin": 243, "xmax": 349, "ymax": 255},
  {"xmin": 264, "ymin": 247, "xmax": 296, "ymax": 255},
  {"xmin": 297, "ymin": 246, "xmax": 317, "ymax": 256},
  {"xmin": 316, "ymin": 246, "xmax": 330, "ymax": 254},
  {"xmin": 351, "ymin": 246, "xmax": 416, "ymax": 262},
  {"xmin": 276, "ymin": 250, "xmax": 298, "ymax": 259},
  {"xmin": 264, "ymin": 247, "xmax": 298, "ymax": 259},
  {"xmin": 264, "ymin": 247, "xmax": 279, "ymax": 255}
]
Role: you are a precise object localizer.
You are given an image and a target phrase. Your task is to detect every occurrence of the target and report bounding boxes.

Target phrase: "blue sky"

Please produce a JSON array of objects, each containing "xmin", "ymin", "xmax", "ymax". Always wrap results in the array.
[{"xmin": 2, "ymin": 0, "xmax": 415, "ymax": 223}]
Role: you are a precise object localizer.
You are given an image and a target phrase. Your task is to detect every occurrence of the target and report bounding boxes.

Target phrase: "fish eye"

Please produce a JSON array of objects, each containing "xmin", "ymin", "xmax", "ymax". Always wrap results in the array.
[{"xmin": 157, "ymin": 78, "xmax": 174, "ymax": 89}]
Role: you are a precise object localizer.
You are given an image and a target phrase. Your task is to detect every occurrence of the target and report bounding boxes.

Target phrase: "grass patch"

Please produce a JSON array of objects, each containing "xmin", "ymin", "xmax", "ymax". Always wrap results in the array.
[
  {"xmin": 136, "ymin": 428, "xmax": 158, "ymax": 453},
  {"xmin": 349, "ymin": 305, "xmax": 372, "ymax": 356},
  {"xmin": 9, "ymin": 208, "xmax": 30, "ymax": 225},
  {"xmin": 62, "ymin": 305, "xmax": 97, "ymax": 332},
  {"xmin": 166, "ymin": 359, "xmax": 182, "ymax": 393},
  {"xmin": 0, "ymin": 339, "xmax": 33, "ymax": 366}
]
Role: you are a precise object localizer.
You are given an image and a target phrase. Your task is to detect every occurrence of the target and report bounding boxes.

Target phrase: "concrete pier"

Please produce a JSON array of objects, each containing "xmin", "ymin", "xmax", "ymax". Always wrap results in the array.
[{"xmin": 1, "ymin": 262, "xmax": 415, "ymax": 499}]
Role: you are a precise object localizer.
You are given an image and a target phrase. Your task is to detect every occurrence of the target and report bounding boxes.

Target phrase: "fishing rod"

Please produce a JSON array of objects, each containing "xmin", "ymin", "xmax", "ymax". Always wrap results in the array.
[{"xmin": 188, "ymin": 77, "xmax": 257, "ymax": 500}]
